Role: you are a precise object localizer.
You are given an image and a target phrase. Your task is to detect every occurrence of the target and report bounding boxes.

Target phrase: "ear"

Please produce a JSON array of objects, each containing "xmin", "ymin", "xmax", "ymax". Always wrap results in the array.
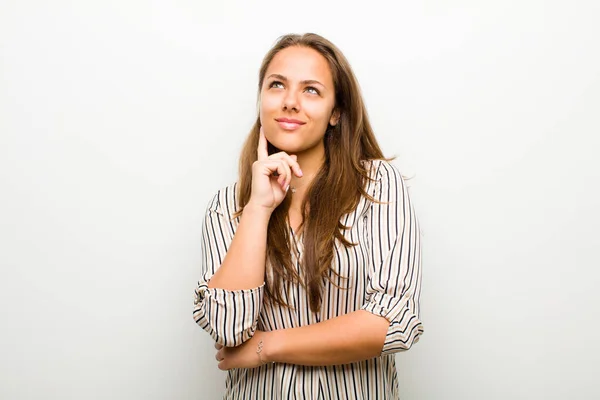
[{"xmin": 329, "ymin": 108, "xmax": 341, "ymax": 126}]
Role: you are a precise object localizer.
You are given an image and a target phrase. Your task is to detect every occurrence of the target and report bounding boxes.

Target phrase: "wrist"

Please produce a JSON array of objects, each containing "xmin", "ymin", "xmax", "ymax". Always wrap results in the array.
[
  {"xmin": 243, "ymin": 202, "xmax": 274, "ymax": 219},
  {"xmin": 261, "ymin": 330, "xmax": 284, "ymax": 364}
]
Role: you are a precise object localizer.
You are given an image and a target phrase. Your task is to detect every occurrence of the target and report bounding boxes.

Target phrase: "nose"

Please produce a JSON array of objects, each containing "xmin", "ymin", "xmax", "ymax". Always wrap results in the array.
[{"xmin": 282, "ymin": 89, "xmax": 300, "ymax": 112}]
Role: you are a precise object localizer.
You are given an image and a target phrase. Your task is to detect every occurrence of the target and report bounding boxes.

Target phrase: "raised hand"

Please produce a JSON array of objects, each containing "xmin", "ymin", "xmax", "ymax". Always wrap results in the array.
[{"xmin": 247, "ymin": 127, "xmax": 303, "ymax": 211}]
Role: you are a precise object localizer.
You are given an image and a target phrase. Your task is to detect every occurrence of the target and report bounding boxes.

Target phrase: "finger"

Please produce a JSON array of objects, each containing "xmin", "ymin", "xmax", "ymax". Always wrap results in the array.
[
  {"xmin": 268, "ymin": 152, "xmax": 303, "ymax": 177},
  {"xmin": 268, "ymin": 152, "xmax": 301, "ymax": 176},
  {"xmin": 265, "ymin": 156, "xmax": 294, "ymax": 186},
  {"xmin": 260, "ymin": 160, "xmax": 290, "ymax": 190},
  {"xmin": 275, "ymin": 160, "xmax": 291, "ymax": 190},
  {"xmin": 257, "ymin": 127, "xmax": 269, "ymax": 161}
]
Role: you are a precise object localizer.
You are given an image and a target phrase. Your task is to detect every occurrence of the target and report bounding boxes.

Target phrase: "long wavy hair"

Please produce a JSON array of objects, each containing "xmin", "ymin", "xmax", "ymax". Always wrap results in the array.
[{"xmin": 235, "ymin": 33, "xmax": 392, "ymax": 313}]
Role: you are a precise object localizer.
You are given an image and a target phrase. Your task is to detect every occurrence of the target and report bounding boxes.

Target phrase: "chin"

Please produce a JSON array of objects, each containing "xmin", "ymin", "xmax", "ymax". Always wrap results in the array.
[
  {"xmin": 266, "ymin": 133, "xmax": 303, "ymax": 152},
  {"xmin": 269, "ymin": 140, "xmax": 305, "ymax": 154},
  {"xmin": 265, "ymin": 127, "xmax": 323, "ymax": 155}
]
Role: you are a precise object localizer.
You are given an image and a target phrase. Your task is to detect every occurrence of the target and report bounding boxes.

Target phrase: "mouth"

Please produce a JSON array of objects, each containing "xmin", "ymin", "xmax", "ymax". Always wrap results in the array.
[{"xmin": 275, "ymin": 118, "xmax": 306, "ymax": 131}]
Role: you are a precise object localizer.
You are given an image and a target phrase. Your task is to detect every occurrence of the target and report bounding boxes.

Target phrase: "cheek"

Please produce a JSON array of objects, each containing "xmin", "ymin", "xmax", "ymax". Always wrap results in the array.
[
  {"xmin": 259, "ymin": 96, "xmax": 283, "ymax": 132},
  {"xmin": 303, "ymin": 101, "xmax": 333, "ymax": 125},
  {"xmin": 260, "ymin": 93, "xmax": 280, "ymax": 114}
]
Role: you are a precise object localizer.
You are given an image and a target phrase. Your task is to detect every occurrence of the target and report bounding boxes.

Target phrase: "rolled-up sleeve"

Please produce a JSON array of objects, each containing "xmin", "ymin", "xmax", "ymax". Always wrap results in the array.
[
  {"xmin": 361, "ymin": 161, "xmax": 424, "ymax": 356},
  {"xmin": 192, "ymin": 190, "xmax": 264, "ymax": 347}
]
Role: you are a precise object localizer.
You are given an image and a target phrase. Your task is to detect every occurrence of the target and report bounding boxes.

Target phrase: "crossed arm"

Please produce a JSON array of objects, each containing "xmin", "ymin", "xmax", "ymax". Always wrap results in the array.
[
  {"xmin": 246, "ymin": 310, "xmax": 389, "ymax": 367},
  {"xmin": 195, "ymin": 161, "xmax": 423, "ymax": 368}
]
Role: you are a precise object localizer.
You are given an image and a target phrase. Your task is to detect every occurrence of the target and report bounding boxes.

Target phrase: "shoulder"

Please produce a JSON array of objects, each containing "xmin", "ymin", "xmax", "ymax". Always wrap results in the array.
[
  {"xmin": 362, "ymin": 159, "xmax": 406, "ymax": 192},
  {"xmin": 205, "ymin": 181, "xmax": 240, "ymax": 218}
]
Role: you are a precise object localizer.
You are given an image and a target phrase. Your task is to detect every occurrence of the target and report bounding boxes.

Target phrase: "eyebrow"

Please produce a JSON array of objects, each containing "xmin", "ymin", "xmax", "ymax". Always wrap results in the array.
[{"xmin": 266, "ymin": 74, "xmax": 326, "ymax": 88}]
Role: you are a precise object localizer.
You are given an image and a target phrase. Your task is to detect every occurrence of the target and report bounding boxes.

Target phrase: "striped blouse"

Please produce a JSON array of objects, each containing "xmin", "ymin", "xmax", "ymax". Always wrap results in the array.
[{"xmin": 193, "ymin": 159, "xmax": 424, "ymax": 399}]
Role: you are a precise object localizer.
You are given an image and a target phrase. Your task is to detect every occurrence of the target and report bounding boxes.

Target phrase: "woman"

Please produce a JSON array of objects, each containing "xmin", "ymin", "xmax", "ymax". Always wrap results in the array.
[{"xmin": 193, "ymin": 33, "xmax": 423, "ymax": 399}]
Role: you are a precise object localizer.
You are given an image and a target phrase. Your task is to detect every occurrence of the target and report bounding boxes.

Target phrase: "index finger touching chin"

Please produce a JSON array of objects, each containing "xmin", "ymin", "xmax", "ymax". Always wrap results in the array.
[{"xmin": 257, "ymin": 126, "xmax": 269, "ymax": 161}]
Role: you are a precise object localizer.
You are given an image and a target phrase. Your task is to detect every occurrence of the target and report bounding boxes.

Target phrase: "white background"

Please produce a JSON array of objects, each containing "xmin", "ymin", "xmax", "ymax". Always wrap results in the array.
[{"xmin": 1, "ymin": 1, "xmax": 599, "ymax": 399}]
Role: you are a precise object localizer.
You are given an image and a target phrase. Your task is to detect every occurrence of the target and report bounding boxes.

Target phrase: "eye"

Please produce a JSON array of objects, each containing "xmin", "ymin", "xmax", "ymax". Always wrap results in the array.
[
  {"xmin": 305, "ymin": 86, "xmax": 320, "ymax": 95},
  {"xmin": 269, "ymin": 81, "xmax": 284, "ymax": 89}
]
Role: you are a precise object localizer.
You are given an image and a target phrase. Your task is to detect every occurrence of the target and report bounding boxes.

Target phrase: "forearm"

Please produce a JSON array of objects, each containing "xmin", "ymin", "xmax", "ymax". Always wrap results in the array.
[
  {"xmin": 265, "ymin": 310, "xmax": 390, "ymax": 366},
  {"xmin": 207, "ymin": 205, "xmax": 271, "ymax": 291}
]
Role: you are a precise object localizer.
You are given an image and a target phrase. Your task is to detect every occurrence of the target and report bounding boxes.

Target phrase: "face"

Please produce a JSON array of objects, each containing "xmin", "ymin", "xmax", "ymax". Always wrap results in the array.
[{"xmin": 259, "ymin": 46, "xmax": 339, "ymax": 157}]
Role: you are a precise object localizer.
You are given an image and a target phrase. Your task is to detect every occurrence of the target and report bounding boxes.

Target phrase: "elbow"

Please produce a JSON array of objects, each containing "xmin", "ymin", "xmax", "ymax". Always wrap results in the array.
[
  {"xmin": 361, "ymin": 291, "xmax": 424, "ymax": 356},
  {"xmin": 193, "ymin": 301, "xmax": 258, "ymax": 347},
  {"xmin": 192, "ymin": 282, "xmax": 264, "ymax": 347},
  {"xmin": 381, "ymin": 318, "xmax": 424, "ymax": 356},
  {"xmin": 214, "ymin": 324, "xmax": 258, "ymax": 347},
  {"xmin": 399, "ymin": 322, "xmax": 424, "ymax": 351}
]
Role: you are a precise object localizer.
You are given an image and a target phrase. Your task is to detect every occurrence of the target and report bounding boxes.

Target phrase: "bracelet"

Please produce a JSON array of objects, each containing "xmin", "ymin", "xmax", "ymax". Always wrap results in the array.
[{"xmin": 256, "ymin": 340, "xmax": 274, "ymax": 365}]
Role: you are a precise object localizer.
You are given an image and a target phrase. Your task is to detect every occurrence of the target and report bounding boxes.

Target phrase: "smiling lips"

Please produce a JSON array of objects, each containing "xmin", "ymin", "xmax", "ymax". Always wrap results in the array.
[{"xmin": 275, "ymin": 118, "xmax": 306, "ymax": 131}]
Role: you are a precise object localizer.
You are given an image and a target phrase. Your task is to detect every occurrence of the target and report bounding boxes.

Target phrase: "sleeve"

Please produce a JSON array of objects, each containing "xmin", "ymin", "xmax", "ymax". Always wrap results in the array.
[
  {"xmin": 192, "ymin": 190, "xmax": 265, "ymax": 347},
  {"xmin": 361, "ymin": 161, "xmax": 424, "ymax": 356}
]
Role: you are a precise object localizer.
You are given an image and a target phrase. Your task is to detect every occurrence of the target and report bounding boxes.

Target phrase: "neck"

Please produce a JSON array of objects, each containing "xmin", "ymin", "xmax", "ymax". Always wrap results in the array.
[{"xmin": 291, "ymin": 145, "xmax": 325, "ymax": 190}]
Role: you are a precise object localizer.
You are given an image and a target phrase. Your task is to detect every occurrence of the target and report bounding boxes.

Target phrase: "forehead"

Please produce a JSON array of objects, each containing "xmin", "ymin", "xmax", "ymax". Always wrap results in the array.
[{"xmin": 265, "ymin": 46, "xmax": 333, "ymax": 85}]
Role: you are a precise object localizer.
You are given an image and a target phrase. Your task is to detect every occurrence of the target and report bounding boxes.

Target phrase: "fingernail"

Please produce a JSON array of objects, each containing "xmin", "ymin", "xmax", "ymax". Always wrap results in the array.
[
  {"xmin": 298, "ymin": 170, "xmax": 303, "ymax": 177},
  {"xmin": 285, "ymin": 185, "xmax": 290, "ymax": 192}
]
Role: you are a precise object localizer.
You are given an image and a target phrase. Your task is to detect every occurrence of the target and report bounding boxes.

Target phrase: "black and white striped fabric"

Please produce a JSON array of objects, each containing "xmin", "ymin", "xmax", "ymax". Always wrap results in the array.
[{"xmin": 194, "ymin": 159, "xmax": 423, "ymax": 399}]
